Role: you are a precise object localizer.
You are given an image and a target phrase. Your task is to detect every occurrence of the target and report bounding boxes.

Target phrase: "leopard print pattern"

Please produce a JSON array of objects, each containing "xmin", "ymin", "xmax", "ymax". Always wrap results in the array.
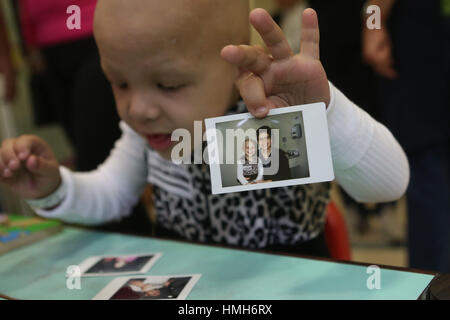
[{"xmin": 153, "ymin": 163, "xmax": 330, "ymax": 248}]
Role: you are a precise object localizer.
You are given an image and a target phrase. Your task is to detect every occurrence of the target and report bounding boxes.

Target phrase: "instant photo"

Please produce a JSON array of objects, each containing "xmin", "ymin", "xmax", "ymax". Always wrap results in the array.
[
  {"xmin": 78, "ymin": 253, "xmax": 162, "ymax": 276},
  {"xmin": 93, "ymin": 274, "xmax": 201, "ymax": 300},
  {"xmin": 205, "ymin": 103, "xmax": 334, "ymax": 194}
]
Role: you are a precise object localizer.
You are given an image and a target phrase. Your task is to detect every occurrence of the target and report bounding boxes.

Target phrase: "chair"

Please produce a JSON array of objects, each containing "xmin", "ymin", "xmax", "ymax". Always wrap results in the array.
[{"xmin": 325, "ymin": 202, "xmax": 351, "ymax": 261}]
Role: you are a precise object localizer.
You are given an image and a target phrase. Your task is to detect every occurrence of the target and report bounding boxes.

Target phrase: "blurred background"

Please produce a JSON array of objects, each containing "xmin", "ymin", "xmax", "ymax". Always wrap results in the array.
[{"xmin": 0, "ymin": 0, "xmax": 448, "ymax": 273}]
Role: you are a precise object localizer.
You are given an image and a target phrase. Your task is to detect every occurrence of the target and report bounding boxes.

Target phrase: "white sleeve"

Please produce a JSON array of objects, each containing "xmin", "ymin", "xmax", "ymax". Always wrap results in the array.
[
  {"xmin": 327, "ymin": 82, "xmax": 410, "ymax": 203},
  {"xmin": 34, "ymin": 122, "xmax": 149, "ymax": 225},
  {"xmin": 237, "ymin": 161, "xmax": 248, "ymax": 185}
]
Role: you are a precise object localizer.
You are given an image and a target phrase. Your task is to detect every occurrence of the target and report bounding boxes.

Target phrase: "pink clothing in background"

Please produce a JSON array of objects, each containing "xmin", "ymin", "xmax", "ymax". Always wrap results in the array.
[{"xmin": 19, "ymin": 0, "xmax": 97, "ymax": 48}]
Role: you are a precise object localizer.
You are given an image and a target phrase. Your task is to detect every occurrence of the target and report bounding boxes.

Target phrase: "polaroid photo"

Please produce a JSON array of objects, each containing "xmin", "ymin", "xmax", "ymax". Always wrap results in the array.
[
  {"xmin": 205, "ymin": 103, "xmax": 334, "ymax": 194},
  {"xmin": 78, "ymin": 253, "xmax": 162, "ymax": 277},
  {"xmin": 93, "ymin": 274, "xmax": 201, "ymax": 300}
]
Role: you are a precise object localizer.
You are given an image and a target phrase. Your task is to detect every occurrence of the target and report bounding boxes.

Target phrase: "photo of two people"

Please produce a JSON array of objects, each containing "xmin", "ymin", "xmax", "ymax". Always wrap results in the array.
[
  {"xmin": 216, "ymin": 110, "xmax": 310, "ymax": 188},
  {"xmin": 110, "ymin": 276, "xmax": 192, "ymax": 300}
]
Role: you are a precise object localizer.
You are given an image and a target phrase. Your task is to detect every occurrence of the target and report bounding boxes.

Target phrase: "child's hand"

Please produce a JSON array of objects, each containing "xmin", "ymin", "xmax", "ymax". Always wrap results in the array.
[
  {"xmin": 0, "ymin": 135, "xmax": 61, "ymax": 199},
  {"xmin": 221, "ymin": 8, "xmax": 330, "ymax": 118}
]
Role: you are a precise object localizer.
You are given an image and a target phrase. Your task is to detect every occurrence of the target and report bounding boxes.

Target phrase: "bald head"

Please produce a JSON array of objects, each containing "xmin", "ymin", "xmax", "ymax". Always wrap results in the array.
[
  {"xmin": 94, "ymin": 0, "xmax": 250, "ymax": 57},
  {"xmin": 92, "ymin": 0, "xmax": 251, "ymax": 160}
]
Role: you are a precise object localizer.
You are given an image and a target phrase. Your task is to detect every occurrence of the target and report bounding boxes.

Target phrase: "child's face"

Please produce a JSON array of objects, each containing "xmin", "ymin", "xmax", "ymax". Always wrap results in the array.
[
  {"xmin": 245, "ymin": 141, "xmax": 256, "ymax": 158},
  {"xmin": 94, "ymin": 0, "xmax": 248, "ymax": 160}
]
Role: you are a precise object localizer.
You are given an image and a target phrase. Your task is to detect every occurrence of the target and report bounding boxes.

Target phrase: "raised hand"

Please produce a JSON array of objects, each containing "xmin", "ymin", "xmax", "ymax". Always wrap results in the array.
[
  {"xmin": 221, "ymin": 8, "xmax": 330, "ymax": 118},
  {"xmin": 0, "ymin": 135, "xmax": 61, "ymax": 199}
]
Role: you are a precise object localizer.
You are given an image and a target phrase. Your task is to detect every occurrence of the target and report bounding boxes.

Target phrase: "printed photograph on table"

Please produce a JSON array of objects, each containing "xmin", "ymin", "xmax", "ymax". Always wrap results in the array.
[
  {"xmin": 78, "ymin": 253, "xmax": 162, "ymax": 276},
  {"xmin": 205, "ymin": 103, "xmax": 334, "ymax": 194},
  {"xmin": 93, "ymin": 274, "xmax": 201, "ymax": 300}
]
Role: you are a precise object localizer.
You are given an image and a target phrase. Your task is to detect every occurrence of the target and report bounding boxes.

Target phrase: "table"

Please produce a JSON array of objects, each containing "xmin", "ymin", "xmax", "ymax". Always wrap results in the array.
[{"xmin": 0, "ymin": 227, "xmax": 435, "ymax": 300}]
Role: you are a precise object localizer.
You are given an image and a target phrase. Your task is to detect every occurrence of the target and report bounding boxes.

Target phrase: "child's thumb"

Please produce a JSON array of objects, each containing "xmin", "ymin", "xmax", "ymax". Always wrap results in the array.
[{"xmin": 25, "ymin": 154, "xmax": 58, "ymax": 176}]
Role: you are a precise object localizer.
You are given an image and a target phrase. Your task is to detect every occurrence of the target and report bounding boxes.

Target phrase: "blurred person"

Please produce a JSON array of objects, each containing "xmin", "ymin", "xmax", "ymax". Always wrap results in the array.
[
  {"xmin": 0, "ymin": 6, "xmax": 15, "ymax": 102},
  {"xmin": 363, "ymin": 0, "xmax": 450, "ymax": 272},
  {"xmin": 274, "ymin": 0, "xmax": 401, "ymax": 242},
  {"xmin": 2, "ymin": 0, "xmax": 151, "ymax": 234},
  {"xmin": 308, "ymin": 0, "xmax": 401, "ymax": 242},
  {"xmin": 17, "ymin": 0, "xmax": 120, "ymax": 172}
]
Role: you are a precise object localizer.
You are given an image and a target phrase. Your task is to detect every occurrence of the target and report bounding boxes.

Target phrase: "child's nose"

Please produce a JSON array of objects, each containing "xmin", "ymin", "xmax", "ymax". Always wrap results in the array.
[{"xmin": 129, "ymin": 92, "xmax": 161, "ymax": 121}]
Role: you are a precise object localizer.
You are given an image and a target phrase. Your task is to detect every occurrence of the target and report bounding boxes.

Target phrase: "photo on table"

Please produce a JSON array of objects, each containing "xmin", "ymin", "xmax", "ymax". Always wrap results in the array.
[
  {"xmin": 205, "ymin": 103, "xmax": 334, "ymax": 194},
  {"xmin": 78, "ymin": 253, "xmax": 162, "ymax": 276},
  {"xmin": 93, "ymin": 274, "xmax": 201, "ymax": 300}
]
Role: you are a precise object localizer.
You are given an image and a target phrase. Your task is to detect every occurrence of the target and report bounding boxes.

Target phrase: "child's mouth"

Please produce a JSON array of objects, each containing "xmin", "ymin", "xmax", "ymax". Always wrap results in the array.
[{"xmin": 146, "ymin": 134, "xmax": 173, "ymax": 150}]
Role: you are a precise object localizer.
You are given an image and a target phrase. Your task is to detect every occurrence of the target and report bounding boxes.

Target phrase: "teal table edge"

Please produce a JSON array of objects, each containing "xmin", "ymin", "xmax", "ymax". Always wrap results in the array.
[{"xmin": 0, "ymin": 227, "xmax": 436, "ymax": 300}]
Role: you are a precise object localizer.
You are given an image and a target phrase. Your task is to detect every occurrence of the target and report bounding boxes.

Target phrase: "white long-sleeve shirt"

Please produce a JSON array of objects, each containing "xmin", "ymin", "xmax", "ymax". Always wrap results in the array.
[{"xmin": 34, "ymin": 83, "xmax": 409, "ymax": 247}]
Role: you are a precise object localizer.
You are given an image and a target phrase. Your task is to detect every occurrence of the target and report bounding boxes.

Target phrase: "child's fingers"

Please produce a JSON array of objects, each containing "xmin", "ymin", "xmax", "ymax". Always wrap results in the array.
[
  {"xmin": 249, "ymin": 8, "xmax": 293, "ymax": 60},
  {"xmin": 221, "ymin": 45, "xmax": 273, "ymax": 75},
  {"xmin": 25, "ymin": 153, "xmax": 56, "ymax": 176},
  {"xmin": 0, "ymin": 139, "xmax": 21, "ymax": 176},
  {"xmin": 0, "ymin": 135, "xmax": 56, "ymax": 179},
  {"xmin": 13, "ymin": 135, "xmax": 40, "ymax": 161},
  {"xmin": 235, "ymin": 72, "xmax": 270, "ymax": 118},
  {"xmin": 25, "ymin": 154, "xmax": 40, "ymax": 172},
  {"xmin": 299, "ymin": 8, "xmax": 320, "ymax": 60}
]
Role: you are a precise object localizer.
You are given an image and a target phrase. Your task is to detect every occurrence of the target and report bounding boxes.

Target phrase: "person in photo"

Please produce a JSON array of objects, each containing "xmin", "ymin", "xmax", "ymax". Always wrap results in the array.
[
  {"xmin": 237, "ymin": 138, "xmax": 263, "ymax": 185},
  {"xmin": 256, "ymin": 126, "xmax": 291, "ymax": 182}
]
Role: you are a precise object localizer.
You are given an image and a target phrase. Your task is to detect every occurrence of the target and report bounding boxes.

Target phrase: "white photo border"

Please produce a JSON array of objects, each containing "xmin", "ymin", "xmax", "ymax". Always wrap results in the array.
[{"xmin": 205, "ymin": 103, "xmax": 334, "ymax": 194}]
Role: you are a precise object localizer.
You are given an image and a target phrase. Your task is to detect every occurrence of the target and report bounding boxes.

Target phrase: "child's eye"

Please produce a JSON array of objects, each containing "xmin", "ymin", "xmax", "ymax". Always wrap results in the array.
[{"xmin": 157, "ymin": 83, "xmax": 185, "ymax": 92}]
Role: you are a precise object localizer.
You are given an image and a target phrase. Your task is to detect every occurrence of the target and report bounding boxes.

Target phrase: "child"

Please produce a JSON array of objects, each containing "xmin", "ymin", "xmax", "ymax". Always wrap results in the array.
[
  {"xmin": 237, "ymin": 138, "xmax": 263, "ymax": 185},
  {"xmin": 0, "ymin": 0, "xmax": 409, "ymax": 257}
]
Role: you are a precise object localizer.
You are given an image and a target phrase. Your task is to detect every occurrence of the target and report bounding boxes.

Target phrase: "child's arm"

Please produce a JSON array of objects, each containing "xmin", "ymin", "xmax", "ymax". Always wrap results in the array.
[
  {"xmin": 0, "ymin": 121, "xmax": 148, "ymax": 225},
  {"xmin": 326, "ymin": 82, "xmax": 408, "ymax": 202},
  {"xmin": 222, "ymin": 8, "xmax": 409, "ymax": 202},
  {"xmin": 33, "ymin": 122, "xmax": 149, "ymax": 225}
]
